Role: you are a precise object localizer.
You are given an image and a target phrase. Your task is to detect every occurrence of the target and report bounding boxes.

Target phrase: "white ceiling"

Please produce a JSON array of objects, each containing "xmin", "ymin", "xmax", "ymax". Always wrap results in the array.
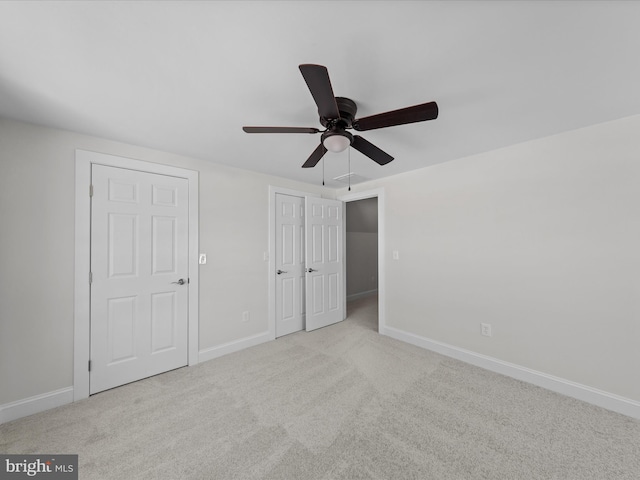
[{"xmin": 1, "ymin": 1, "xmax": 639, "ymax": 188}]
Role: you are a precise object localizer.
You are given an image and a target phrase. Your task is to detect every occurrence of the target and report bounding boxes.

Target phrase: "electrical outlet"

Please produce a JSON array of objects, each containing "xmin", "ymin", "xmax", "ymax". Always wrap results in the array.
[
  {"xmin": 242, "ymin": 311, "xmax": 250, "ymax": 322},
  {"xmin": 393, "ymin": 250, "xmax": 400, "ymax": 260},
  {"xmin": 481, "ymin": 323, "xmax": 492, "ymax": 337}
]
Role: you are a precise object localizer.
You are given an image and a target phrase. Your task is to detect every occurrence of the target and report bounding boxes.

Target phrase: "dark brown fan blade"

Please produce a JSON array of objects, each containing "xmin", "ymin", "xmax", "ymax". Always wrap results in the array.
[
  {"xmin": 299, "ymin": 64, "xmax": 340, "ymax": 119},
  {"xmin": 353, "ymin": 101, "xmax": 438, "ymax": 131},
  {"xmin": 302, "ymin": 143, "xmax": 327, "ymax": 168},
  {"xmin": 351, "ymin": 135, "xmax": 394, "ymax": 165},
  {"xmin": 243, "ymin": 126, "xmax": 320, "ymax": 134}
]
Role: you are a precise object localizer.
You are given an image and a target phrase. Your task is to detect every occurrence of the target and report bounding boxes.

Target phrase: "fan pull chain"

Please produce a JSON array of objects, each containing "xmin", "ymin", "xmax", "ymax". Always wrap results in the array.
[
  {"xmin": 322, "ymin": 155, "xmax": 325, "ymax": 186},
  {"xmin": 348, "ymin": 148, "xmax": 351, "ymax": 191}
]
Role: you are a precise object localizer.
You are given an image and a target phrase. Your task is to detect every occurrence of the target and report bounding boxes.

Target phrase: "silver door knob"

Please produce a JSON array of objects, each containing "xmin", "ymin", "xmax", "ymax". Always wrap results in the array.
[
  {"xmin": 276, "ymin": 269, "xmax": 287, "ymax": 275},
  {"xmin": 172, "ymin": 278, "xmax": 186, "ymax": 285}
]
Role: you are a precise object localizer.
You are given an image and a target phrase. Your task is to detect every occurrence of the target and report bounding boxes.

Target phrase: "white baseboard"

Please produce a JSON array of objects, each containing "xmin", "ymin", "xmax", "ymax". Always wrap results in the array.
[
  {"xmin": 199, "ymin": 330, "xmax": 272, "ymax": 363},
  {"xmin": 2, "ymin": 332, "xmax": 273, "ymax": 424},
  {"xmin": 7, "ymin": 329, "xmax": 637, "ymax": 424},
  {"xmin": 382, "ymin": 325, "xmax": 640, "ymax": 420},
  {"xmin": 0, "ymin": 387, "xmax": 74, "ymax": 425},
  {"xmin": 347, "ymin": 289, "xmax": 378, "ymax": 302}
]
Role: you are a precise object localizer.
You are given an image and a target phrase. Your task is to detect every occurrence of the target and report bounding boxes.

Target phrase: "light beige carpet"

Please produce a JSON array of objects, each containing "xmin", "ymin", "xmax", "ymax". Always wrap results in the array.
[{"xmin": 2, "ymin": 296, "xmax": 639, "ymax": 479}]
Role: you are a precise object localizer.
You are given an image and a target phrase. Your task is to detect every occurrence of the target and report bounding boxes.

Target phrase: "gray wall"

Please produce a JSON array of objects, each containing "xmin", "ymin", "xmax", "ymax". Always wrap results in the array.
[
  {"xmin": 346, "ymin": 198, "xmax": 378, "ymax": 298},
  {"xmin": 341, "ymin": 115, "xmax": 640, "ymax": 403},
  {"xmin": 3, "ymin": 113, "xmax": 640, "ymax": 413},
  {"xmin": 0, "ymin": 117, "xmax": 331, "ymax": 405}
]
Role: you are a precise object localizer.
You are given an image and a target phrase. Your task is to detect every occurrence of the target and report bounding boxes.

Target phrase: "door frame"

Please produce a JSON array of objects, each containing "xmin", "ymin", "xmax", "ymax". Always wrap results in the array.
[
  {"xmin": 74, "ymin": 149, "xmax": 199, "ymax": 401},
  {"xmin": 338, "ymin": 188, "xmax": 386, "ymax": 333},
  {"xmin": 267, "ymin": 186, "xmax": 320, "ymax": 339}
]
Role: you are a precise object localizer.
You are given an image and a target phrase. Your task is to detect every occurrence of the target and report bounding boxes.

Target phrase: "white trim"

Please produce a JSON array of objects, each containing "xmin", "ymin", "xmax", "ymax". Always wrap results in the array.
[
  {"xmin": 347, "ymin": 289, "xmax": 378, "ymax": 302},
  {"xmin": 267, "ymin": 186, "xmax": 320, "ymax": 340},
  {"xmin": 74, "ymin": 149, "xmax": 199, "ymax": 402},
  {"xmin": 74, "ymin": 156, "xmax": 91, "ymax": 400},
  {"xmin": 338, "ymin": 188, "xmax": 386, "ymax": 334},
  {"xmin": 383, "ymin": 325, "xmax": 640, "ymax": 420},
  {"xmin": 198, "ymin": 331, "xmax": 271, "ymax": 363},
  {"xmin": 0, "ymin": 387, "xmax": 74, "ymax": 425}
]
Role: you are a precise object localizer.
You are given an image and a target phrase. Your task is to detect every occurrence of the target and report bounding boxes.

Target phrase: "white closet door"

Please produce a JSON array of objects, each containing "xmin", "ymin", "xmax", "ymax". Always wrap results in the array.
[
  {"xmin": 305, "ymin": 196, "xmax": 345, "ymax": 331},
  {"xmin": 275, "ymin": 193, "xmax": 306, "ymax": 337},
  {"xmin": 90, "ymin": 164, "xmax": 188, "ymax": 394}
]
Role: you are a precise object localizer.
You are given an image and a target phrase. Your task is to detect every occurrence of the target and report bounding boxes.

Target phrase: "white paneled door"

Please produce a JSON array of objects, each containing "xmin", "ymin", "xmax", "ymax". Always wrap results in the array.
[
  {"xmin": 90, "ymin": 165, "xmax": 189, "ymax": 394},
  {"xmin": 305, "ymin": 197, "xmax": 345, "ymax": 331},
  {"xmin": 275, "ymin": 194, "xmax": 306, "ymax": 337}
]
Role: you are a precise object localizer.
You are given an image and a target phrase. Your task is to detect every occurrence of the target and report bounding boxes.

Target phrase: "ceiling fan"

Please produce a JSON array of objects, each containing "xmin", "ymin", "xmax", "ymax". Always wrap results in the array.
[{"xmin": 243, "ymin": 64, "xmax": 439, "ymax": 168}]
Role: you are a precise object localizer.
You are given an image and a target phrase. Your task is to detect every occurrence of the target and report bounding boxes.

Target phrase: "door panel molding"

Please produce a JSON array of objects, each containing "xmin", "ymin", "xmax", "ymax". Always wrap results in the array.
[{"xmin": 74, "ymin": 150, "xmax": 199, "ymax": 401}]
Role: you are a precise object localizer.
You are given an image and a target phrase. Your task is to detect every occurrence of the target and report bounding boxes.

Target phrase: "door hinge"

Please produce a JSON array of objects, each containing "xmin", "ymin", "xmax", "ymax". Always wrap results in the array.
[
  {"xmin": 88, "ymin": 360, "xmax": 92, "ymax": 372},
  {"xmin": 89, "ymin": 271, "xmax": 93, "ymax": 284},
  {"xmin": 89, "ymin": 184, "xmax": 94, "ymax": 197}
]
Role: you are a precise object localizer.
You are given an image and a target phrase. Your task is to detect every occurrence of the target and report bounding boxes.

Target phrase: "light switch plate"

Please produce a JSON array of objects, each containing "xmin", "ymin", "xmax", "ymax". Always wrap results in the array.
[
  {"xmin": 481, "ymin": 323, "xmax": 492, "ymax": 337},
  {"xmin": 199, "ymin": 254, "xmax": 207, "ymax": 265}
]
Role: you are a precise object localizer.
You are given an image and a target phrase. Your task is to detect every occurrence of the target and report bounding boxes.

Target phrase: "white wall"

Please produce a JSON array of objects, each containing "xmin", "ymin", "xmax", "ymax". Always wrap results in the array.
[
  {"xmin": 0, "ymin": 117, "xmax": 331, "ymax": 407},
  {"xmin": 341, "ymin": 115, "xmax": 640, "ymax": 404}
]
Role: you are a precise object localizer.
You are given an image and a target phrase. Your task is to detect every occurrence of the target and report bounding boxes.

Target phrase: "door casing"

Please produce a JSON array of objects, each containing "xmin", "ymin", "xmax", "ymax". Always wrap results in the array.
[
  {"xmin": 74, "ymin": 150, "xmax": 199, "ymax": 401},
  {"xmin": 338, "ymin": 188, "xmax": 386, "ymax": 334}
]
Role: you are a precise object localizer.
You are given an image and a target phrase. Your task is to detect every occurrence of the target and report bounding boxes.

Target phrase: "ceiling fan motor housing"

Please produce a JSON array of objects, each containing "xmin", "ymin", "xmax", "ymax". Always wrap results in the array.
[{"xmin": 320, "ymin": 97, "xmax": 357, "ymax": 129}]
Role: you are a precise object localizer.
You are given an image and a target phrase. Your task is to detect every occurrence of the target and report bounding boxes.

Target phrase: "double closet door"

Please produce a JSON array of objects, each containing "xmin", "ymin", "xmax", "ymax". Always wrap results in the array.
[{"xmin": 275, "ymin": 193, "xmax": 345, "ymax": 337}]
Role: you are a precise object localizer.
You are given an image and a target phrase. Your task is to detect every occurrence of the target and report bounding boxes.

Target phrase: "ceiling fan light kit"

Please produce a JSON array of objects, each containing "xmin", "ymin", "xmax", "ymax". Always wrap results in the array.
[
  {"xmin": 243, "ymin": 64, "xmax": 438, "ymax": 169},
  {"xmin": 322, "ymin": 130, "xmax": 352, "ymax": 153}
]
